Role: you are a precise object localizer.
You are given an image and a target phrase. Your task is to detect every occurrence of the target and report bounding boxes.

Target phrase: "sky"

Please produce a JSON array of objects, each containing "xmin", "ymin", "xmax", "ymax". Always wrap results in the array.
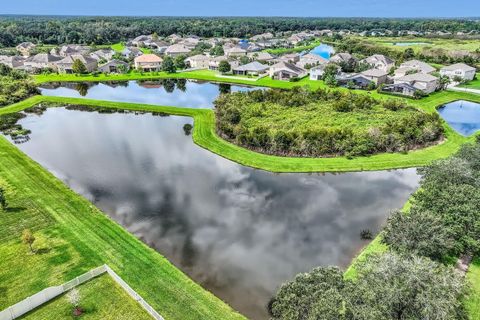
[{"xmin": 1, "ymin": 0, "xmax": 479, "ymax": 18}]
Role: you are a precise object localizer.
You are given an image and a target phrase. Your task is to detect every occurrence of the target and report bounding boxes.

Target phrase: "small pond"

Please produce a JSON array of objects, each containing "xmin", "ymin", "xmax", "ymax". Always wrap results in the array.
[
  {"xmin": 39, "ymin": 79, "xmax": 258, "ymax": 109},
  {"xmin": 391, "ymin": 42, "xmax": 430, "ymax": 46},
  {"xmin": 438, "ymin": 100, "xmax": 480, "ymax": 136},
  {"xmin": 4, "ymin": 107, "xmax": 420, "ymax": 320},
  {"xmin": 310, "ymin": 43, "xmax": 335, "ymax": 59}
]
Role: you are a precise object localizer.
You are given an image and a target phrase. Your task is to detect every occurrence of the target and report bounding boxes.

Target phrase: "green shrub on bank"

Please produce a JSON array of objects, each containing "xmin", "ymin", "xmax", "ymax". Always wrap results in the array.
[{"xmin": 215, "ymin": 87, "xmax": 444, "ymax": 157}]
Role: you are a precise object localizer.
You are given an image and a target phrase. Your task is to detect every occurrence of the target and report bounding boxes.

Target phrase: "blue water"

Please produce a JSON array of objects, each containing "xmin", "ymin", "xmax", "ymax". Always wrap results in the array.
[
  {"xmin": 310, "ymin": 43, "xmax": 335, "ymax": 59},
  {"xmin": 438, "ymin": 100, "xmax": 480, "ymax": 136},
  {"xmin": 392, "ymin": 42, "xmax": 429, "ymax": 46}
]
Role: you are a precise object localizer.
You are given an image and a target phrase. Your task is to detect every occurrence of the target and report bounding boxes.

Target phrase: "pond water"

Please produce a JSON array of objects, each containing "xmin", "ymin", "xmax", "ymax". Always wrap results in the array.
[
  {"xmin": 310, "ymin": 43, "xmax": 335, "ymax": 59},
  {"xmin": 39, "ymin": 80, "xmax": 258, "ymax": 109},
  {"xmin": 6, "ymin": 108, "xmax": 420, "ymax": 320},
  {"xmin": 391, "ymin": 42, "xmax": 430, "ymax": 46},
  {"xmin": 438, "ymin": 100, "xmax": 480, "ymax": 136}
]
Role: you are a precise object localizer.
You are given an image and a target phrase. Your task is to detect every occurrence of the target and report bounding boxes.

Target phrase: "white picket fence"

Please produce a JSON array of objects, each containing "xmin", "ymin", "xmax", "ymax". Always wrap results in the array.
[{"xmin": 0, "ymin": 265, "xmax": 164, "ymax": 320}]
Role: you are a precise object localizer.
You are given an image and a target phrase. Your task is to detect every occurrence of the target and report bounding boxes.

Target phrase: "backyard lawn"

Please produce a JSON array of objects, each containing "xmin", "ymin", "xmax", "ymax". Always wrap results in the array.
[
  {"xmin": 460, "ymin": 74, "xmax": 480, "ymax": 90},
  {"xmin": 0, "ymin": 114, "xmax": 244, "ymax": 320},
  {"xmin": 19, "ymin": 274, "xmax": 152, "ymax": 320}
]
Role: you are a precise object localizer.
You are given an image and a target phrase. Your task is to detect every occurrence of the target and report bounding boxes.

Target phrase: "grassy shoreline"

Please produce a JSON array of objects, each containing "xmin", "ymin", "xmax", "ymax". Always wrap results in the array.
[
  {"xmin": 0, "ymin": 126, "xmax": 245, "ymax": 320},
  {"xmin": 1, "ymin": 94, "xmax": 477, "ymax": 173}
]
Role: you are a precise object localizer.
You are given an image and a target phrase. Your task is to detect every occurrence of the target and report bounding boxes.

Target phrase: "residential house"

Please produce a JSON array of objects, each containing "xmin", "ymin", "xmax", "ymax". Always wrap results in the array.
[
  {"xmin": 164, "ymin": 44, "xmax": 191, "ymax": 57},
  {"xmin": 121, "ymin": 47, "xmax": 143, "ymax": 58},
  {"xmin": 185, "ymin": 55, "xmax": 211, "ymax": 69},
  {"xmin": 16, "ymin": 42, "xmax": 36, "ymax": 57},
  {"xmin": 225, "ymin": 47, "xmax": 247, "ymax": 57},
  {"xmin": 359, "ymin": 54, "xmax": 395, "ymax": 73},
  {"xmin": 395, "ymin": 60, "xmax": 435, "ymax": 77},
  {"xmin": 134, "ymin": 54, "xmax": 163, "ymax": 71},
  {"xmin": 90, "ymin": 49, "xmax": 115, "ymax": 62},
  {"xmin": 98, "ymin": 60, "xmax": 130, "ymax": 73},
  {"xmin": 247, "ymin": 51, "xmax": 275, "ymax": 63},
  {"xmin": 24, "ymin": 53, "xmax": 62, "ymax": 71},
  {"xmin": 296, "ymin": 53, "xmax": 327, "ymax": 69},
  {"xmin": 269, "ymin": 62, "xmax": 307, "ymax": 80},
  {"xmin": 0, "ymin": 55, "xmax": 25, "ymax": 68},
  {"xmin": 131, "ymin": 35, "xmax": 152, "ymax": 47},
  {"xmin": 55, "ymin": 54, "xmax": 98, "ymax": 73},
  {"xmin": 209, "ymin": 56, "xmax": 239, "ymax": 71},
  {"xmin": 440, "ymin": 63, "xmax": 476, "ymax": 81},
  {"xmin": 233, "ymin": 61, "xmax": 270, "ymax": 76},
  {"xmin": 250, "ymin": 32, "xmax": 274, "ymax": 41},
  {"xmin": 330, "ymin": 52, "xmax": 355, "ymax": 65},
  {"xmin": 360, "ymin": 68, "xmax": 388, "ymax": 85},
  {"xmin": 167, "ymin": 34, "xmax": 182, "ymax": 43},
  {"xmin": 148, "ymin": 40, "xmax": 170, "ymax": 53},
  {"xmin": 309, "ymin": 64, "xmax": 339, "ymax": 80},
  {"xmin": 337, "ymin": 73, "xmax": 374, "ymax": 89},
  {"xmin": 180, "ymin": 38, "xmax": 200, "ymax": 49},
  {"xmin": 382, "ymin": 83, "xmax": 418, "ymax": 97},
  {"xmin": 394, "ymin": 73, "xmax": 439, "ymax": 94},
  {"xmin": 55, "ymin": 45, "xmax": 90, "ymax": 57},
  {"xmin": 278, "ymin": 53, "xmax": 300, "ymax": 64}
]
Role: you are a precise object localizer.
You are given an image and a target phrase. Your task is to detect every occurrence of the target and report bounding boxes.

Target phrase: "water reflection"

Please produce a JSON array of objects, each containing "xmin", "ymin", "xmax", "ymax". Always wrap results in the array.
[
  {"xmin": 39, "ymin": 79, "xmax": 259, "ymax": 109},
  {"xmin": 438, "ymin": 100, "xmax": 480, "ymax": 136},
  {"xmin": 9, "ymin": 108, "xmax": 420, "ymax": 320}
]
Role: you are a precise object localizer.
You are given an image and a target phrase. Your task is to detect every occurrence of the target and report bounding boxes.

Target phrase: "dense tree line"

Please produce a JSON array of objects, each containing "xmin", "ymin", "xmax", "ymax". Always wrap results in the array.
[
  {"xmin": 0, "ymin": 64, "xmax": 38, "ymax": 106},
  {"xmin": 0, "ymin": 16, "xmax": 479, "ymax": 47},
  {"xmin": 270, "ymin": 138, "xmax": 480, "ymax": 320},
  {"xmin": 215, "ymin": 87, "xmax": 443, "ymax": 157}
]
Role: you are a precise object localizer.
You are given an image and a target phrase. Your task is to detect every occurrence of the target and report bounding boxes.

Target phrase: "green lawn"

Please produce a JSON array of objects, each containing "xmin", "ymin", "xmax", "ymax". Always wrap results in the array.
[
  {"xmin": 111, "ymin": 42, "xmax": 151, "ymax": 54},
  {"xmin": 19, "ymin": 274, "xmax": 153, "ymax": 320},
  {"xmin": 465, "ymin": 258, "xmax": 480, "ymax": 320},
  {"xmin": 460, "ymin": 74, "xmax": 480, "ymax": 90},
  {"xmin": 0, "ymin": 103, "xmax": 244, "ymax": 319}
]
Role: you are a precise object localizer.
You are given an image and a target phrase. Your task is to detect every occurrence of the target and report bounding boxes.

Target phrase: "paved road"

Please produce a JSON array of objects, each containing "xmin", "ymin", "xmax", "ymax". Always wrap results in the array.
[{"xmin": 447, "ymin": 85, "xmax": 480, "ymax": 95}]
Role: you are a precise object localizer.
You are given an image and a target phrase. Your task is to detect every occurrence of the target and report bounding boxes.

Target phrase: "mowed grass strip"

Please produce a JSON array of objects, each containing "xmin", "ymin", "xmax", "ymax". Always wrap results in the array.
[
  {"xmin": 18, "ymin": 274, "xmax": 153, "ymax": 320},
  {"xmin": 0, "ymin": 121, "xmax": 244, "ymax": 319}
]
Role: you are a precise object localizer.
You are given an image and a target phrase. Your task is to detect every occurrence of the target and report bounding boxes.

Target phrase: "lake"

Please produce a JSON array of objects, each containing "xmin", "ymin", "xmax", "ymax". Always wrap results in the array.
[
  {"xmin": 39, "ymin": 79, "xmax": 259, "ymax": 109},
  {"xmin": 310, "ymin": 43, "xmax": 335, "ymax": 59},
  {"xmin": 438, "ymin": 100, "xmax": 480, "ymax": 136},
  {"xmin": 6, "ymin": 107, "xmax": 420, "ymax": 320}
]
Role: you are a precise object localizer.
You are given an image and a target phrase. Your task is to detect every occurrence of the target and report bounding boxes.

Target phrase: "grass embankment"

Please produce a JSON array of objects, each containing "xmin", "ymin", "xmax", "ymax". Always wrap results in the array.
[
  {"xmin": 466, "ymin": 259, "xmax": 480, "ymax": 319},
  {"xmin": 0, "ymin": 99, "xmax": 245, "ymax": 320},
  {"xmin": 460, "ymin": 74, "xmax": 480, "ymax": 90},
  {"xmin": 19, "ymin": 274, "xmax": 152, "ymax": 320},
  {"xmin": 1, "ymin": 92, "xmax": 478, "ymax": 173}
]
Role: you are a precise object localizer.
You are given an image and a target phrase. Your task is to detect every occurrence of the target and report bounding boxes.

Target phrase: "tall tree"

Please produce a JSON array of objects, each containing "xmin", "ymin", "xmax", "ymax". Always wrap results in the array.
[
  {"xmin": 162, "ymin": 56, "xmax": 176, "ymax": 73},
  {"xmin": 72, "ymin": 59, "xmax": 87, "ymax": 74},
  {"xmin": 218, "ymin": 60, "xmax": 231, "ymax": 74}
]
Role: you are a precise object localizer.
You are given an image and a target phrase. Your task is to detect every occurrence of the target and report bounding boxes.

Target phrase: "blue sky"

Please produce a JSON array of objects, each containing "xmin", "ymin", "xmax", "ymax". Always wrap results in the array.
[{"xmin": 2, "ymin": 0, "xmax": 479, "ymax": 17}]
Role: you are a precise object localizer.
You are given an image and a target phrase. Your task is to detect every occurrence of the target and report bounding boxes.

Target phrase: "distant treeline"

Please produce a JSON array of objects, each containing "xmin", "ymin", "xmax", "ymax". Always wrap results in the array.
[{"xmin": 0, "ymin": 16, "xmax": 479, "ymax": 47}]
